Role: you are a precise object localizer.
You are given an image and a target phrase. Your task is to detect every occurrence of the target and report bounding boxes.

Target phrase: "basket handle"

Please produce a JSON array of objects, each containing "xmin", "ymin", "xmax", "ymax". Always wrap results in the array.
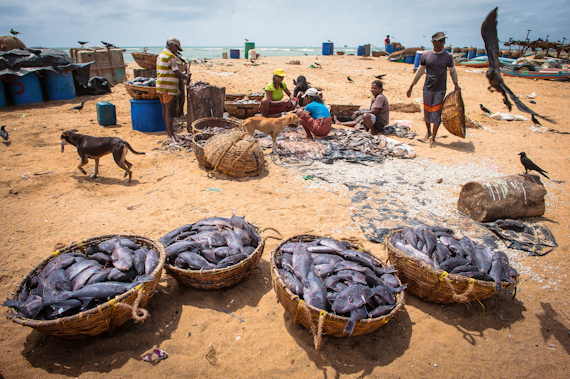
[
  {"xmin": 442, "ymin": 275, "xmax": 476, "ymax": 303},
  {"xmin": 115, "ymin": 287, "xmax": 150, "ymax": 322},
  {"xmin": 261, "ymin": 227, "xmax": 283, "ymax": 243},
  {"xmin": 296, "ymin": 301, "xmax": 325, "ymax": 350}
]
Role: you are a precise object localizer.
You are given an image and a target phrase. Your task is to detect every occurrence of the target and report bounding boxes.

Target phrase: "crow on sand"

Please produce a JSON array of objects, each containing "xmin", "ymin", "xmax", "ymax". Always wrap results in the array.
[
  {"xmin": 519, "ymin": 152, "xmax": 549, "ymax": 179},
  {"xmin": 69, "ymin": 102, "xmax": 85, "ymax": 112},
  {"xmin": 480, "ymin": 104, "xmax": 492, "ymax": 114}
]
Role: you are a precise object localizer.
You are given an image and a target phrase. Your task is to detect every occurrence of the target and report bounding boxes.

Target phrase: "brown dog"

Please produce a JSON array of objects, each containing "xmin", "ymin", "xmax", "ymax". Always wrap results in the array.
[
  {"xmin": 241, "ymin": 113, "xmax": 301, "ymax": 154},
  {"xmin": 60, "ymin": 130, "xmax": 147, "ymax": 182}
]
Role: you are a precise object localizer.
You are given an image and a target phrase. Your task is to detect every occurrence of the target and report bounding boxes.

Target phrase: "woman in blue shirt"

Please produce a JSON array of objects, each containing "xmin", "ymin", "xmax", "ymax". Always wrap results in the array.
[{"xmin": 296, "ymin": 88, "xmax": 332, "ymax": 139}]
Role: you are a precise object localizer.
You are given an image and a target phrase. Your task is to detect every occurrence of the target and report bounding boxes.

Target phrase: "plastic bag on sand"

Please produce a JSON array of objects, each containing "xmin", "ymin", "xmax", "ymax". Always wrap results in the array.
[
  {"xmin": 393, "ymin": 120, "xmax": 413, "ymax": 128},
  {"xmin": 489, "ymin": 112, "xmax": 528, "ymax": 121},
  {"xmin": 385, "ymin": 137, "xmax": 416, "ymax": 158}
]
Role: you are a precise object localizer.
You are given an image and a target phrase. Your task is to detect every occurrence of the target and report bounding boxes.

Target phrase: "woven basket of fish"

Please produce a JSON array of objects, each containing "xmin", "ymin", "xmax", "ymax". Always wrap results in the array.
[
  {"xmin": 224, "ymin": 100, "xmax": 260, "ymax": 119},
  {"xmin": 225, "ymin": 93, "xmax": 246, "ymax": 102},
  {"xmin": 4, "ymin": 234, "xmax": 165, "ymax": 339},
  {"xmin": 125, "ymin": 82, "xmax": 158, "ymax": 100},
  {"xmin": 203, "ymin": 130, "xmax": 265, "ymax": 178},
  {"xmin": 160, "ymin": 216, "xmax": 281, "ymax": 290},
  {"xmin": 245, "ymin": 92, "xmax": 264, "ymax": 102},
  {"xmin": 386, "ymin": 225, "xmax": 519, "ymax": 304},
  {"xmin": 190, "ymin": 117, "xmax": 240, "ymax": 135},
  {"xmin": 192, "ymin": 133, "xmax": 214, "ymax": 168},
  {"xmin": 329, "ymin": 104, "xmax": 361, "ymax": 118},
  {"xmin": 270, "ymin": 235, "xmax": 405, "ymax": 349},
  {"xmin": 441, "ymin": 90, "xmax": 466, "ymax": 139},
  {"xmin": 131, "ymin": 51, "xmax": 159, "ymax": 70}
]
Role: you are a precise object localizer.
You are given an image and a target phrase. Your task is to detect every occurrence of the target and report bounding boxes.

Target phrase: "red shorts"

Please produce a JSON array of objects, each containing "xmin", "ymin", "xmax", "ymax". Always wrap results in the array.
[
  {"xmin": 299, "ymin": 113, "xmax": 332, "ymax": 137},
  {"xmin": 259, "ymin": 102, "xmax": 295, "ymax": 117}
]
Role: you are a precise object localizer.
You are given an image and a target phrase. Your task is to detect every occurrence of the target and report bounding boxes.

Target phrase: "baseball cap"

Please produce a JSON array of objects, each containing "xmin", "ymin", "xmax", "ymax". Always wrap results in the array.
[
  {"xmin": 273, "ymin": 68, "xmax": 286, "ymax": 77},
  {"xmin": 302, "ymin": 88, "xmax": 319, "ymax": 98},
  {"xmin": 167, "ymin": 37, "xmax": 183, "ymax": 51},
  {"xmin": 432, "ymin": 32, "xmax": 446, "ymax": 41}
]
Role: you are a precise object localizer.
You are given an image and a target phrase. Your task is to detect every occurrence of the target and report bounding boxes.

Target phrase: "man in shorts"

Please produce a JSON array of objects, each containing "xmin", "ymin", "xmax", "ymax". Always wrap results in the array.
[
  {"xmin": 157, "ymin": 37, "xmax": 190, "ymax": 140},
  {"xmin": 406, "ymin": 32, "xmax": 460, "ymax": 148}
]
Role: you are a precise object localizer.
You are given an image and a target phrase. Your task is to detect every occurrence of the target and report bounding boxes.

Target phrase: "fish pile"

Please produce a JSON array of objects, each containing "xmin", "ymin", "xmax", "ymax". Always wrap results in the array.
[
  {"xmin": 126, "ymin": 77, "xmax": 156, "ymax": 87},
  {"xmin": 274, "ymin": 237, "xmax": 405, "ymax": 336},
  {"xmin": 230, "ymin": 99, "xmax": 260, "ymax": 105},
  {"xmin": 391, "ymin": 225, "xmax": 519, "ymax": 292},
  {"xmin": 188, "ymin": 81, "xmax": 211, "ymax": 90},
  {"xmin": 3, "ymin": 236, "xmax": 160, "ymax": 320},
  {"xmin": 160, "ymin": 216, "xmax": 261, "ymax": 271}
]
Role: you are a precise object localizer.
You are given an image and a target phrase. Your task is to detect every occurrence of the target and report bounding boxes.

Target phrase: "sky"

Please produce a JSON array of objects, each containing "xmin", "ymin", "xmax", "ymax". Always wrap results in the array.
[{"xmin": 2, "ymin": 0, "xmax": 570, "ymax": 49}]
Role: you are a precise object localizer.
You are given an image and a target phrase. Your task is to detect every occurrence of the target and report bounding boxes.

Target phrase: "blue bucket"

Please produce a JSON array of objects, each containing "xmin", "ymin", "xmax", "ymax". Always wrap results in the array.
[
  {"xmin": 357, "ymin": 46, "xmax": 364, "ymax": 56},
  {"xmin": 0, "ymin": 80, "xmax": 6, "ymax": 108},
  {"xmin": 385, "ymin": 44, "xmax": 394, "ymax": 54},
  {"xmin": 322, "ymin": 42, "xmax": 334, "ymax": 55},
  {"xmin": 468, "ymin": 51, "xmax": 477, "ymax": 60},
  {"xmin": 44, "ymin": 70, "xmax": 76, "ymax": 101},
  {"xmin": 413, "ymin": 51, "xmax": 423, "ymax": 69},
  {"xmin": 97, "ymin": 101, "xmax": 117, "ymax": 126},
  {"xmin": 230, "ymin": 49, "xmax": 240, "ymax": 59},
  {"xmin": 404, "ymin": 56, "xmax": 415, "ymax": 64},
  {"xmin": 10, "ymin": 72, "xmax": 43, "ymax": 105},
  {"xmin": 130, "ymin": 99, "xmax": 165, "ymax": 132}
]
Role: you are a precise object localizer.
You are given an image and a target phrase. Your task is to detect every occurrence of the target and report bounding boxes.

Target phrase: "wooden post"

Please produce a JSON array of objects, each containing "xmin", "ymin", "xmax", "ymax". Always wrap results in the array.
[
  {"xmin": 457, "ymin": 174, "xmax": 546, "ymax": 222},
  {"xmin": 187, "ymin": 84, "xmax": 226, "ymax": 126}
]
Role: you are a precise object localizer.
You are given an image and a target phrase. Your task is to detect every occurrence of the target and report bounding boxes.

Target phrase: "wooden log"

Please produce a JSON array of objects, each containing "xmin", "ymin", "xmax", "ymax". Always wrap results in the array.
[
  {"xmin": 187, "ymin": 84, "xmax": 225, "ymax": 126},
  {"xmin": 457, "ymin": 174, "xmax": 546, "ymax": 222}
]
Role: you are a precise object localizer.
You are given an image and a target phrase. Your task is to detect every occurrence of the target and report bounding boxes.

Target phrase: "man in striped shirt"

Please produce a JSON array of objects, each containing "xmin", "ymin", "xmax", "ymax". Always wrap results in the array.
[{"xmin": 157, "ymin": 37, "xmax": 190, "ymax": 140}]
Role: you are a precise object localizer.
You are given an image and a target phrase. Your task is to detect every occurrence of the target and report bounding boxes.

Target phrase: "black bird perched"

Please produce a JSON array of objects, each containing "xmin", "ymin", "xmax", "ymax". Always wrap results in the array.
[
  {"xmin": 374, "ymin": 74, "xmax": 386, "ymax": 80},
  {"xmin": 327, "ymin": 39, "xmax": 332, "ymax": 43},
  {"xmin": 0, "ymin": 125, "xmax": 9, "ymax": 142},
  {"xmin": 101, "ymin": 41, "xmax": 116, "ymax": 49},
  {"xmin": 481, "ymin": 7, "xmax": 555, "ymax": 123},
  {"xmin": 344, "ymin": 45, "xmax": 348, "ymax": 47},
  {"xmin": 314, "ymin": 62, "xmax": 321, "ymax": 68},
  {"xmin": 480, "ymin": 104, "xmax": 492, "ymax": 114},
  {"xmin": 78, "ymin": 41, "xmax": 88, "ymax": 47},
  {"xmin": 519, "ymin": 152, "xmax": 549, "ymax": 179},
  {"xmin": 69, "ymin": 101, "xmax": 85, "ymax": 112},
  {"xmin": 245, "ymin": 39, "xmax": 249, "ymax": 41},
  {"xmin": 531, "ymin": 115, "xmax": 542, "ymax": 126},
  {"xmin": 10, "ymin": 29, "xmax": 20, "ymax": 36},
  {"xmin": 347, "ymin": 76, "xmax": 354, "ymax": 83}
]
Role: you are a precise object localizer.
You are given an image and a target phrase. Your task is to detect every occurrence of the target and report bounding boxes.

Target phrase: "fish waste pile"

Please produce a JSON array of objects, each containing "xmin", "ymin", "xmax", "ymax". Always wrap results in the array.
[{"xmin": 126, "ymin": 77, "xmax": 156, "ymax": 87}]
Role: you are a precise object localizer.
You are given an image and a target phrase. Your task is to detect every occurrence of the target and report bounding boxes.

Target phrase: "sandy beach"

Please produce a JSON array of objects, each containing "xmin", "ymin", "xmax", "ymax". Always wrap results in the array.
[{"xmin": 0, "ymin": 54, "xmax": 569, "ymax": 378}]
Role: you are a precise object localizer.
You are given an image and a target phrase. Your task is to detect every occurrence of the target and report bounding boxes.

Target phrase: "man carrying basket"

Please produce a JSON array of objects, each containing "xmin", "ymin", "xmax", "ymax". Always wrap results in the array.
[{"xmin": 406, "ymin": 32, "xmax": 460, "ymax": 148}]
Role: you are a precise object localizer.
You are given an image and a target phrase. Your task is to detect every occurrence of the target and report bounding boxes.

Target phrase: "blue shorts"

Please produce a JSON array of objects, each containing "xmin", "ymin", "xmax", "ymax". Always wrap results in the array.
[{"xmin": 423, "ymin": 89, "xmax": 446, "ymax": 125}]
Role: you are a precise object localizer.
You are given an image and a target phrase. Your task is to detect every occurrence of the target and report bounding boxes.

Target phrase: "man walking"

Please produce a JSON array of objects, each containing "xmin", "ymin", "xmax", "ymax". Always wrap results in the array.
[
  {"xmin": 156, "ymin": 37, "xmax": 190, "ymax": 140},
  {"xmin": 406, "ymin": 32, "xmax": 460, "ymax": 148}
]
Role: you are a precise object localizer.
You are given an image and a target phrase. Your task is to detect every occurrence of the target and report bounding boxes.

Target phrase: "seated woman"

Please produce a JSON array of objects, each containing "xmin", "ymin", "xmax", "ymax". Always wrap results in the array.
[
  {"xmin": 335, "ymin": 80, "xmax": 389, "ymax": 135},
  {"xmin": 260, "ymin": 68, "xmax": 296, "ymax": 117},
  {"xmin": 295, "ymin": 88, "xmax": 332, "ymax": 140}
]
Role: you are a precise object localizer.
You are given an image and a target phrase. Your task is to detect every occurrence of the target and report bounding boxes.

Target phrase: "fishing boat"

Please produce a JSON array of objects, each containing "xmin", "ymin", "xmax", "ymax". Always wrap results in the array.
[
  {"xmin": 456, "ymin": 56, "xmax": 515, "ymax": 68},
  {"xmin": 500, "ymin": 67, "xmax": 570, "ymax": 80}
]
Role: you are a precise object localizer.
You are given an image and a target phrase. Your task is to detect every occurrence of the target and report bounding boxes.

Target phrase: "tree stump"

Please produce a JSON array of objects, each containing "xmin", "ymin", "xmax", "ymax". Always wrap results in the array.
[
  {"xmin": 187, "ymin": 84, "xmax": 225, "ymax": 126},
  {"xmin": 457, "ymin": 174, "xmax": 546, "ymax": 222}
]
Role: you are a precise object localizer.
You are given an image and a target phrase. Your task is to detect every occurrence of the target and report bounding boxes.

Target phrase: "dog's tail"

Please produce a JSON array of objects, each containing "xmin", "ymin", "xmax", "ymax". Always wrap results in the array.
[
  {"xmin": 123, "ymin": 141, "xmax": 147, "ymax": 155},
  {"xmin": 238, "ymin": 119, "xmax": 247, "ymax": 131}
]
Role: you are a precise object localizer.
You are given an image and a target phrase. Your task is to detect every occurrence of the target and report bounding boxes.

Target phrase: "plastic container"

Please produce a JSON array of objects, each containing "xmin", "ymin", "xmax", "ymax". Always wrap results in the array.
[
  {"xmin": 322, "ymin": 42, "xmax": 334, "ymax": 56},
  {"xmin": 0, "ymin": 79, "xmax": 6, "ymax": 108},
  {"xmin": 468, "ymin": 50, "xmax": 477, "ymax": 60},
  {"xmin": 385, "ymin": 44, "xmax": 394, "ymax": 54},
  {"xmin": 413, "ymin": 51, "xmax": 424, "ymax": 69},
  {"xmin": 43, "ymin": 70, "xmax": 76, "ymax": 101},
  {"xmin": 357, "ymin": 46, "xmax": 364, "ymax": 56},
  {"xmin": 97, "ymin": 101, "xmax": 117, "ymax": 126},
  {"xmin": 222, "ymin": 52, "xmax": 228, "ymax": 59},
  {"xmin": 130, "ymin": 99, "xmax": 165, "ymax": 132},
  {"xmin": 230, "ymin": 49, "xmax": 240, "ymax": 59},
  {"xmin": 9, "ymin": 72, "xmax": 43, "ymax": 105},
  {"xmin": 404, "ymin": 56, "xmax": 415, "ymax": 64},
  {"xmin": 363, "ymin": 44, "xmax": 371, "ymax": 57},
  {"xmin": 477, "ymin": 51, "xmax": 486, "ymax": 57},
  {"xmin": 245, "ymin": 42, "xmax": 255, "ymax": 59}
]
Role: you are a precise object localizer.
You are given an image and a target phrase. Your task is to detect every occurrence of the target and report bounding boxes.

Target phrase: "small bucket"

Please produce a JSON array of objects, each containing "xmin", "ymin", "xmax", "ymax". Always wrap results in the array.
[{"xmin": 96, "ymin": 101, "xmax": 117, "ymax": 126}]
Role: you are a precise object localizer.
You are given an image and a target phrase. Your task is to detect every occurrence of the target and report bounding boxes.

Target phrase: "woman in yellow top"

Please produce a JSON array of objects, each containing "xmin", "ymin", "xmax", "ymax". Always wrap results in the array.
[{"xmin": 260, "ymin": 68, "xmax": 296, "ymax": 117}]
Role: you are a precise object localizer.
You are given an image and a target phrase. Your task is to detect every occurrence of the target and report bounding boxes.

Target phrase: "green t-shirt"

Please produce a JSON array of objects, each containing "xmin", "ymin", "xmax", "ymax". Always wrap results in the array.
[{"xmin": 264, "ymin": 81, "xmax": 288, "ymax": 101}]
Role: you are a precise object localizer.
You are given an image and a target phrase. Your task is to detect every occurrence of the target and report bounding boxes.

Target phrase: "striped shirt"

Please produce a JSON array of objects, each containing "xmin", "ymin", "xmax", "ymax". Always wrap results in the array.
[{"xmin": 156, "ymin": 48, "xmax": 179, "ymax": 94}]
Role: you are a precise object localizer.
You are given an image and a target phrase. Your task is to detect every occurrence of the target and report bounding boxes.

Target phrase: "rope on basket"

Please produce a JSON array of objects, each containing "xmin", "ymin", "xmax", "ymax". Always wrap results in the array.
[
  {"xmin": 115, "ymin": 287, "xmax": 150, "ymax": 322},
  {"xmin": 442, "ymin": 276, "xmax": 476, "ymax": 303},
  {"xmin": 223, "ymin": 138, "xmax": 258, "ymax": 175},
  {"xmin": 296, "ymin": 301, "xmax": 325, "ymax": 350},
  {"xmin": 261, "ymin": 227, "xmax": 283, "ymax": 243}
]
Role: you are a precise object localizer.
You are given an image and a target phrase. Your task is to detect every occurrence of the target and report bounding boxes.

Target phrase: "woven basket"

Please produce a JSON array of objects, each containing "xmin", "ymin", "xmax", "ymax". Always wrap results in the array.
[
  {"xmin": 125, "ymin": 82, "xmax": 159, "ymax": 100},
  {"xmin": 385, "ymin": 230, "xmax": 517, "ymax": 304},
  {"xmin": 225, "ymin": 94, "xmax": 246, "ymax": 102},
  {"xmin": 0, "ymin": 36, "xmax": 26, "ymax": 51},
  {"xmin": 441, "ymin": 90, "xmax": 466, "ymax": 138},
  {"xmin": 246, "ymin": 93, "xmax": 264, "ymax": 102},
  {"xmin": 329, "ymin": 104, "xmax": 361, "ymax": 118},
  {"xmin": 190, "ymin": 117, "xmax": 240, "ymax": 134},
  {"xmin": 164, "ymin": 224, "xmax": 279, "ymax": 289},
  {"xmin": 132, "ymin": 52, "xmax": 159, "ymax": 70},
  {"xmin": 192, "ymin": 133, "xmax": 214, "ymax": 168},
  {"xmin": 225, "ymin": 101, "xmax": 260, "ymax": 119},
  {"xmin": 204, "ymin": 130, "xmax": 265, "ymax": 177},
  {"xmin": 337, "ymin": 51, "xmax": 345, "ymax": 56},
  {"xmin": 5, "ymin": 234, "xmax": 166, "ymax": 339},
  {"xmin": 270, "ymin": 235, "xmax": 404, "ymax": 346},
  {"xmin": 371, "ymin": 51, "xmax": 381, "ymax": 57}
]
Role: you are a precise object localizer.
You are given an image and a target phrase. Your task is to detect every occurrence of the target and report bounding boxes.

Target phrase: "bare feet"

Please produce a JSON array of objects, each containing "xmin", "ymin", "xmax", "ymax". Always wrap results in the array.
[
  {"xmin": 424, "ymin": 132, "xmax": 432, "ymax": 141},
  {"xmin": 429, "ymin": 136, "xmax": 436, "ymax": 148}
]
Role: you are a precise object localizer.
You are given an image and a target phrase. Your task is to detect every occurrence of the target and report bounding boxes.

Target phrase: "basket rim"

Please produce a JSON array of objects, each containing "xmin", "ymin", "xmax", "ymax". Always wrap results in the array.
[
  {"xmin": 384, "ymin": 228, "xmax": 518, "ymax": 291},
  {"xmin": 224, "ymin": 101, "xmax": 260, "ymax": 107},
  {"xmin": 6, "ymin": 234, "xmax": 166, "ymax": 327},
  {"xmin": 191, "ymin": 117, "xmax": 240, "ymax": 130},
  {"xmin": 270, "ymin": 234, "xmax": 405, "ymax": 325}
]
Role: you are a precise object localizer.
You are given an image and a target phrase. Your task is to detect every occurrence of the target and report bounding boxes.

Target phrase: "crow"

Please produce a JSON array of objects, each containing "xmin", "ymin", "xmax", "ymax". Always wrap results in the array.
[
  {"xmin": 374, "ymin": 74, "xmax": 386, "ymax": 80},
  {"xmin": 531, "ymin": 115, "xmax": 542, "ymax": 126},
  {"xmin": 0, "ymin": 126, "xmax": 9, "ymax": 142},
  {"xmin": 69, "ymin": 102, "xmax": 85, "ymax": 112},
  {"xmin": 347, "ymin": 76, "xmax": 354, "ymax": 83},
  {"xmin": 78, "ymin": 41, "xmax": 88, "ymax": 47},
  {"xmin": 481, "ymin": 7, "xmax": 555, "ymax": 123},
  {"xmin": 10, "ymin": 29, "xmax": 20, "ymax": 36},
  {"xmin": 344, "ymin": 45, "xmax": 348, "ymax": 48},
  {"xmin": 245, "ymin": 39, "xmax": 249, "ymax": 41},
  {"xmin": 101, "ymin": 41, "xmax": 116, "ymax": 49},
  {"xmin": 327, "ymin": 39, "xmax": 332, "ymax": 43},
  {"xmin": 519, "ymin": 152, "xmax": 549, "ymax": 179},
  {"xmin": 314, "ymin": 62, "xmax": 321, "ymax": 68},
  {"xmin": 480, "ymin": 104, "xmax": 492, "ymax": 114}
]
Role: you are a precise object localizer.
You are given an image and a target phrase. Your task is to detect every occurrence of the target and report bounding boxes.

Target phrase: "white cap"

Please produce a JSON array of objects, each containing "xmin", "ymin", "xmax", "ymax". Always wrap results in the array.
[{"xmin": 302, "ymin": 88, "xmax": 319, "ymax": 98}]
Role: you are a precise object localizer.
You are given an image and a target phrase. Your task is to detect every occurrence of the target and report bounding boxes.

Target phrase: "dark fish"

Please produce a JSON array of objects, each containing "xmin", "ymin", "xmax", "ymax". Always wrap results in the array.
[
  {"xmin": 380, "ymin": 273, "xmax": 400, "ymax": 289},
  {"xmin": 242, "ymin": 221, "xmax": 261, "ymax": 248},
  {"xmin": 216, "ymin": 252, "xmax": 248, "ymax": 269},
  {"xmin": 191, "ymin": 217, "xmax": 232, "ymax": 230},
  {"xmin": 221, "ymin": 229, "xmax": 245, "ymax": 253},
  {"xmin": 244, "ymin": 246, "xmax": 255, "ymax": 255},
  {"xmin": 450, "ymin": 265, "xmax": 481, "ymax": 275},
  {"xmin": 133, "ymin": 248, "xmax": 147, "ymax": 275},
  {"xmin": 36, "ymin": 253, "xmax": 81, "ymax": 285},
  {"xmin": 86, "ymin": 267, "xmax": 112, "ymax": 285},
  {"xmin": 3, "ymin": 295, "xmax": 43, "ymax": 319},
  {"xmin": 413, "ymin": 226, "xmax": 426, "ymax": 243},
  {"xmin": 119, "ymin": 238, "xmax": 140, "ymax": 250},
  {"xmin": 66, "ymin": 260, "xmax": 101, "ymax": 281},
  {"xmin": 334, "ymin": 260, "xmax": 366, "ymax": 273},
  {"xmin": 292, "ymin": 244, "xmax": 313, "ymax": 286},
  {"xmin": 46, "ymin": 281, "xmax": 134, "ymax": 309},
  {"xmin": 363, "ymin": 268, "xmax": 383, "ymax": 287},
  {"xmin": 459, "ymin": 237, "xmax": 475, "ymax": 261},
  {"xmin": 281, "ymin": 253, "xmax": 294, "ymax": 272},
  {"xmin": 230, "ymin": 214, "xmax": 246, "ymax": 229},
  {"xmin": 172, "ymin": 230, "xmax": 197, "ymax": 244},
  {"xmin": 497, "ymin": 251, "xmax": 515, "ymax": 283},
  {"xmin": 17, "ymin": 280, "xmax": 30, "ymax": 303},
  {"xmin": 401, "ymin": 228, "xmax": 418, "ymax": 247},
  {"xmin": 190, "ymin": 231, "xmax": 227, "ymax": 247},
  {"xmin": 98, "ymin": 236, "xmax": 120, "ymax": 254},
  {"xmin": 488, "ymin": 253, "xmax": 505, "ymax": 293},
  {"xmin": 108, "ymin": 267, "xmax": 137, "ymax": 282},
  {"xmin": 278, "ymin": 269, "xmax": 304, "ymax": 296},
  {"xmin": 158, "ymin": 224, "xmax": 194, "ymax": 246},
  {"xmin": 319, "ymin": 238, "xmax": 345, "ymax": 252},
  {"xmin": 368, "ymin": 304, "xmax": 396, "ymax": 318},
  {"xmin": 307, "ymin": 245, "xmax": 338, "ymax": 254},
  {"xmin": 42, "ymin": 269, "xmax": 72, "ymax": 300},
  {"xmin": 459, "ymin": 271, "xmax": 494, "ymax": 281},
  {"xmin": 423, "ymin": 229, "xmax": 437, "ymax": 255},
  {"xmin": 232, "ymin": 227, "xmax": 252, "ymax": 246},
  {"xmin": 46, "ymin": 299, "xmax": 83, "ymax": 319},
  {"xmin": 303, "ymin": 271, "xmax": 328, "ymax": 310},
  {"xmin": 179, "ymin": 252, "xmax": 215, "ymax": 270},
  {"xmin": 344, "ymin": 305, "xmax": 368, "ymax": 336},
  {"xmin": 335, "ymin": 270, "xmax": 367, "ymax": 286},
  {"xmin": 439, "ymin": 236, "xmax": 467, "ymax": 258},
  {"xmin": 439, "ymin": 257, "xmax": 471, "ymax": 272},
  {"xmin": 90, "ymin": 252, "xmax": 112, "ymax": 265},
  {"xmin": 311, "ymin": 253, "xmax": 343, "ymax": 266},
  {"xmin": 112, "ymin": 246, "xmax": 134, "ymax": 272},
  {"xmin": 279, "ymin": 243, "xmax": 297, "ymax": 254},
  {"xmin": 370, "ymin": 283, "xmax": 395, "ymax": 305},
  {"xmin": 72, "ymin": 264, "xmax": 103, "ymax": 291},
  {"xmin": 332, "ymin": 284, "xmax": 371, "ymax": 314},
  {"xmin": 393, "ymin": 240, "xmax": 434, "ymax": 266},
  {"xmin": 472, "ymin": 244, "xmax": 493, "ymax": 273},
  {"xmin": 145, "ymin": 249, "xmax": 160, "ymax": 276},
  {"xmin": 85, "ymin": 245, "xmax": 101, "ymax": 256},
  {"xmin": 165, "ymin": 240, "xmax": 201, "ymax": 258},
  {"xmin": 324, "ymin": 274, "xmax": 343, "ymax": 290},
  {"xmin": 213, "ymin": 246, "xmax": 239, "ymax": 258},
  {"xmin": 201, "ymin": 249, "xmax": 223, "ymax": 264},
  {"xmin": 313, "ymin": 263, "xmax": 336, "ymax": 278},
  {"xmin": 434, "ymin": 241, "xmax": 451, "ymax": 267},
  {"xmin": 174, "ymin": 256, "xmax": 188, "ymax": 269}
]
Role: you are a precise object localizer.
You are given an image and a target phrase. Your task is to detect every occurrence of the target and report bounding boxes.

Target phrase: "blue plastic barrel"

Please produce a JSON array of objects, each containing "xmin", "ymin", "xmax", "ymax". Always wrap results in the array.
[
  {"xmin": 385, "ymin": 44, "xmax": 394, "ymax": 54},
  {"xmin": 97, "ymin": 101, "xmax": 117, "ymax": 126},
  {"xmin": 0, "ymin": 80, "xmax": 6, "ymax": 108},
  {"xmin": 322, "ymin": 42, "xmax": 334, "ymax": 55},
  {"xmin": 468, "ymin": 51, "xmax": 476, "ymax": 60},
  {"xmin": 404, "ymin": 56, "xmax": 415, "ymax": 64},
  {"xmin": 413, "ymin": 51, "xmax": 423, "ymax": 69},
  {"xmin": 230, "ymin": 49, "xmax": 240, "ymax": 59},
  {"xmin": 445, "ymin": 48, "xmax": 451, "ymax": 52},
  {"xmin": 43, "ymin": 70, "xmax": 76, "ymax": 101},
  {"xmin": 477, "ymin": 51, "xmax": 485, "ymax": 57},
  {"xmin": 357, "ymin": 46, "xmax": 364, "ymax": 56},
  {"xmin": 130, "ymin": 99, "xmax": 165, "ymax": 132},
  {"xmin": 10, "ymin": 72, "xmax": 43, "ymax": 105}
]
